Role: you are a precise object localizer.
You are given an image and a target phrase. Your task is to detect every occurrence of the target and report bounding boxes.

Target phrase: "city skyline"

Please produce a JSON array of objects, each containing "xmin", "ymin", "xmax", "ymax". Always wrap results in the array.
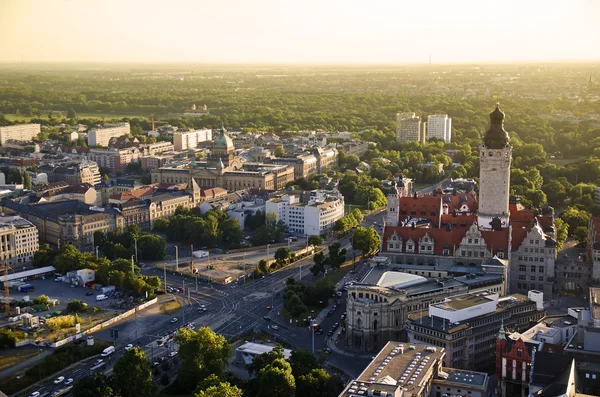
[{"xmin": 1, "ymin": 0, "xmax": 599, "ymax": 64}]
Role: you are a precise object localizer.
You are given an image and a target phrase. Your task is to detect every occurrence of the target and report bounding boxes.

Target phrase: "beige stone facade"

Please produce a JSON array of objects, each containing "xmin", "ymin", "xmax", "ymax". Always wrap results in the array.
[{"xmin": 0, "ymin": 216, "xmax": 39, "ymax": 263}]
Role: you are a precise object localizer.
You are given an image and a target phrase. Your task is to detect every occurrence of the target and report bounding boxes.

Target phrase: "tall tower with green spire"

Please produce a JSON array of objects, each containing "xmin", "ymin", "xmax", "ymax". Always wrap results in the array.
[{"xmin": 498, "ymin": 320, "xmax": 506, "ymax": 340}]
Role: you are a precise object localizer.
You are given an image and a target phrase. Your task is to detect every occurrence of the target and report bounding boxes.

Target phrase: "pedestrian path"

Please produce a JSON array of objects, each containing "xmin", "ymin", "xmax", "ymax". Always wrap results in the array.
[
  {"xmin": 326, "ymin": 328, "xmax": 373, "ymax": 359},
  {"xmin": 0, "ymin": 349, "xmax": 52, "ymax": 379}
]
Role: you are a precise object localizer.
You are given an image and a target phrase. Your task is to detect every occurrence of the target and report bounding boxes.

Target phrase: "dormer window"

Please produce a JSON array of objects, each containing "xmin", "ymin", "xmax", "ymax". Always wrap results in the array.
[{"xmin": 424, "ymin": 238, "xmax": 428, "ymax": 243}]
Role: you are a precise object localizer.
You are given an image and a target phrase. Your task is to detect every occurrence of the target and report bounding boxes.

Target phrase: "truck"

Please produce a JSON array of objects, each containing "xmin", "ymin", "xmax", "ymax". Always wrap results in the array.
[
  {"xmin": 100, "ymin": 285, "xmax": 115, "ymax": 294},
  {"xmin": 96, "ymin": 294, "xmax": 108, "ymax": 301},
  {"xmin": 18, "ymin": 284, "xmax": 35, "ymax": 293},
  {"xmin": 101, "ymin": 346, "xmax": 115, "ymax": 357}
]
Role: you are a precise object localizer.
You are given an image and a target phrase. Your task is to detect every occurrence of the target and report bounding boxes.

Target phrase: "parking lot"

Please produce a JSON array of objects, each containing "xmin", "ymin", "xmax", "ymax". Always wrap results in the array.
[{"xmin": 9, "ymin": 278, "xmax": 128, "ymax": 315}]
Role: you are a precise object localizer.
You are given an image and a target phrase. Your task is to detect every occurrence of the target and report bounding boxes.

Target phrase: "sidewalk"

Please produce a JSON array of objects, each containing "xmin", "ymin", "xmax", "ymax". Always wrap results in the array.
[
  {"xmin": 0, "ymin": 350, "xmax": 52, "ymax": 379},
  {"xmin": 326, "ymin": 328, "xmax": 373, "ymax": 359}
]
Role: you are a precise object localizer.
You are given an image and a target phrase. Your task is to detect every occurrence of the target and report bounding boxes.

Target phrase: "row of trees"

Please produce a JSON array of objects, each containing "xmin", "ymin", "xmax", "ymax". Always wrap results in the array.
[
  {"xmin": 33, "ymin": 243, "xmax": 161, "ymax": 297},
  {"xmin": 284, "ymin": 277, "xmax": 335, "ymax": 318},
  {"xmin": 94, "ymin": 225, "xmax": 166, "ymax": 262}
]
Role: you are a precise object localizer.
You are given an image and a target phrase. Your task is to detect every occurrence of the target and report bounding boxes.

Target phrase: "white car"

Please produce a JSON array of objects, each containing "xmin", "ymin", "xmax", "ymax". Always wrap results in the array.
[
  {"xmin": 29, "ymin": 392, "xmax": 40, "ymax": 397},
  {"xmin": 272, "ymin": 325, "xmax": 280, "ymax": 331},
  {"xmin": 64, "ymin": 378, "xmax": 74, "ymax": 385},
  {"xmin": 124, "ymin": 344, "xmax": 133, "ymax": 351},
  {"xmin": 169, "ymin": 351, "xmax": 178, "ymax": 357},
  {"xmin": 54, "ymin": 376, "xmax": 65, "ymax": 384}
]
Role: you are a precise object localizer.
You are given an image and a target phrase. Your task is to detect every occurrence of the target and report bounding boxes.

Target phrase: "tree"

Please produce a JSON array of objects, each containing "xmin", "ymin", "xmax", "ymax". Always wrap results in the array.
[
  {"xmin": 296, "ymin": 368, "xmax": 333, "ymax": 397},
  {"xmin": 554, "ymin": 218, "xmax": 569, "ymax": 251},
  {"xmin": 152, "ymin": 218, "xmax": 170, "ymax": 232},
  {"xmin": 257, "ymin": 358, "xmax": 295, "ymax": 397},
  {"xmin": 247, "ymin": 344, "xmax": 285, "ymax": 377},
  {"xmin": 328, "ymin": 242, "xmax": 347, "ymax": 270},
  {"xmin": 352, "ymin": 226, "xmax": 381, "ymax": 256},
  {"xmin": 561, "ymin": 207, "xmax": 589, "ymax": 236},
  {"xmin": 137, "ymin": 234, "xmax": 166, "ymax": 261},
  {"xmin": 221, "ymin": 217, "xmax": 243, "ymax": 247},
  {"xmin": 289, "ymin": 349, "xmax": 319, "ymax": 378},
  {"xmin": 175, "ymin": 327, "xmax": 232, "ymax": 393},
  {"xmin": 32, "ymin": 244, "xmax": 57, "ymax": 268},
  {"xmin": 573, "ymin": 226, "xmax": 589, "ymax": 245},
  {"xmin": 23, "ymin": 170, "xmax": 32, "ymax": 189},
  {"xmin": 273, "ymin": 145, "xmax": 285, "ymax": 157},
  {"xmin": 308, "ymin": 235, "xmax": 324, "ymax": 246},
  {"xmin": 65, "ymin": 300, "xmax": 88, "ymax": 314},
  {"xmin": 0, "ymin": 328, "xmax": 17, "ymax": 348},
  {"xmin": 194, "ymin": 374, "xmax": 242, "ymax": 397},
  {"xmin": 72, "ymin": 373, "xmax": 116, "ymax": 397},
  {"xmin": 53, "ymin": 244, "xmax": 88, "ymax": 274},
  {"xmin": 113, "ymin": 347, "xmax": 153, "ymax": 397},
  {"xmin": 67, "ymin": 108, "xmax": 77, "ymax": 119},
  {"xmin": 274, "ymin": 247, "xmax": 291, "ymax": 264},
  {"xmin": 32, "ymin": 294, "xmax": 50, "ymax": 306}
]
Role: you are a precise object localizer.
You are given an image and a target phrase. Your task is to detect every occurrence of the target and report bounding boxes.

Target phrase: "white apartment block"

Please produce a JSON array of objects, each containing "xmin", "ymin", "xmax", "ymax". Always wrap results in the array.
[
  {"xmin": 0, "ymin": 124, "xmax": 41, "ymax": 145},
  {"xmin": 0, "ymin": 216, "xmax": 39, "ymax": 263},
  {"xmin": 145, "ymin": 141, "xmax": 174, "ymax": 156},
  {"xmin": 88, "ymin": 123, "xmax": 131, "ymax": 147},
  {"xmin": 427, "ymin": 114, "xmax": 452, "ymax": 143},
  {"xmin": 396, "ymin": 112, "xmax": 424, "ymax": 143},
  {"xmin": 173, "ymin": 129, "xmax": 213, "ymax": 151},
  {"xmin": 265, "ymin": 190, "xmax": 344, "ymax": 236}
]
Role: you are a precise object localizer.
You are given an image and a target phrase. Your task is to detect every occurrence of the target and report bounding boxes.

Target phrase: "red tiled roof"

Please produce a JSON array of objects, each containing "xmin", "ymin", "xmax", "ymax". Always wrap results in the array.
[
  {"xmin": 440, "ymin": 193, "xmax": 479, "ymax": 213},
  {"xmin": 480, "ymin": 228, "xmax": 510, "ymax": 256},
  {"xmin": 201, "ymin": 187, "xmax": 228, "ymax": 198},
  {"xmin": 383, "ymin": 226, "xmax": 468, "ymax": 255},
  {"xmin": 399, "ymin": 195, "xmax": 442, "ymax": 227},
  {"xmin": 131, "ymin": 186, "xmax": 157, "ymax": 198},
  {"xmin": 440, "ymin": 214, "xmax": 478, "ymax": 228}
]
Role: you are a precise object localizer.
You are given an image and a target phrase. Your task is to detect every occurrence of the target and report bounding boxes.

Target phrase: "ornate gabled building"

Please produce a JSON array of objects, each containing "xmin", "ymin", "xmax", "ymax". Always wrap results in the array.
[
  {"xmin": 381, "ymin": 105, "xmax": 557, "ymax": 299},
  {"xmin": 151, "ymin": 127, "xmax": 294, "ymax": 192}
]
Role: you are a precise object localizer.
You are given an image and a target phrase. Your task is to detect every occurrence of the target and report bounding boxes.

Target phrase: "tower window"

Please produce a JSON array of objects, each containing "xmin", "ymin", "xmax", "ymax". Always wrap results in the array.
[{"xmin": 489, "ymin": 152, "xmax": 493, "ymax": 156}]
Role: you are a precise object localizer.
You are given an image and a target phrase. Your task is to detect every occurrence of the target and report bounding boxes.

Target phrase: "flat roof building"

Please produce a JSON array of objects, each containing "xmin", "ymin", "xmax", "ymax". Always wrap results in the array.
[
  {"xmin": 234, "ymin": 342, "xmax": 292, "ymax": 365},
  {"xmin": 0, "ymin": 124, "xmax": 40, "ymax": 145}
]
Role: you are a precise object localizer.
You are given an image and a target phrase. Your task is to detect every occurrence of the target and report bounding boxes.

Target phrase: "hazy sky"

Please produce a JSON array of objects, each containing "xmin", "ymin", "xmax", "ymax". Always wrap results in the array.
[{"xmin": 1, "ymin": 0, "xmax": 599, "ymax": 64}]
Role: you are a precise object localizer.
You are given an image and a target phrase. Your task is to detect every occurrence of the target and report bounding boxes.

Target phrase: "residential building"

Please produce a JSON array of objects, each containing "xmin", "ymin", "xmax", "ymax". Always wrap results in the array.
[
  {"xmin": 265, "ymin": 190, "xmax": 344, "ymax": 235},
  {"xmin": 142, "ymin": 141, "xmax": 174, "ymax": 156},
  {"xmin": 148, "ymin": 191, "xmax": 198, "ymax": 224},
  {"xmin": 266, "ymin": 153, "xmax": 318, "ymax": 179},
  {"xmin": 312, "ymin": 147, "xmax": 338, "ymax": 172},
  {"xmin": 427, "ymin": 114, "xmax": 452, "ymax": 143},
  {"xmin": 0, "ymin": 124, "xmax": 40, "ymax": 145},
  {"xmin": 41, "ymin": 162, "xmax": 101, "ymax": 186},
  {"xmin": 108, "ymin": 185, "xmax": 157, "ymax": 205},
  {"xmin": 40, "ymin": 183, "xmax": 99, "ymax": 205},
  {"xmin": 338, "ymin": 342, "xmax": 489, "ymax": 397},
  {"xmin": 339, "ymin": 140, "xmax": 370, "ymax": 157},
  {"xmin": 95, "ymin": 179, "xmax": 139, "ymax": 205},
  {"xmin": 152, "ymin": 127, "xmax": 294, "ymax": 191},
  {"xmin": 113, "ymin": 200, "xmax": 151, "ymax": 231},
  {"xmin": 87, "ymin": 123, "xmax": 131, "ymax": 147},
  {"xmin": 0, "ymin": 215, "xmax": 39, "ymax": 263},
  {"xmin": 396, "ymin": 112, "xmax": 424, "ymax": 143},
  {"xmin": 173, "ymin": 129, "xmax": 212, "ymax": 151},
  {"xmin": 87, "ymin": 147, "xmax": 141, "ymax": 172},
  {"xmin": 407, "ymin": 290, "xmax": 545, "ymax": 370},
  {"xmin": 345, "ymin": 264, "xmax": 506, "ymax": 353},
  {"xmin": 141, "ymin": 154, "xmax": 174, "ymax": 170},
  {"xmin": 0, "ymin": 200, "xmax": 117, "ymax": 250}
]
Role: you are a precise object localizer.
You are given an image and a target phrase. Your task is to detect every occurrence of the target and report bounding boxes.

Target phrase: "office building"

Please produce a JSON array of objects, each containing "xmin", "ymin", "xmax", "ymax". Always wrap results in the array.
[
  {"xmin": 396, "ymin": 112, "xmax": 424, "ymax": 143},
  {"xmin": 0, "ymin": 124, "xmax": 41, "ymax": 145},
  {"xmin": 173, "ymin": 129, "xmax": 212, "ymax": 151},
  {"xmin": 39, "ymin": 162, "xmax": 101, "ymax": 186},
  {"xmin": 0, "ymin": 215, "xmax": 39, "ymax": 264},
  {"xmin": 265, "ymin": 190, "xmax": 344, "ymax": 235},
  {"xmin": 407, "ymin": 290, "xmax": 545, "ymax": 370},
  {"xmin": 339, "ymin": 342, "xmax": 489, "ymax": 397},
  {"xmin": 87, "ymin": 123, "xmax": 131, "ymax": 147},
  {"xmin": 427, "ymin": 114, "xmax": 452, "ymax": 143}
]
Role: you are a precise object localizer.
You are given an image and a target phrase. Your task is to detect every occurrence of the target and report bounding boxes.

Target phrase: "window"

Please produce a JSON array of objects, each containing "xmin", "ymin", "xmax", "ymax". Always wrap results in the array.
[
  {"xmin": 519, "ymin": 265, "xmax": 526, "ymax": 272},
  {"xmin": 461, "ymin": 250, "xmax": 466, "ymax": 256},
  {"xmin": 539, "ymin": 276, "xmax": 544, "ymax": 281},
  {"xmin": 586, "ymin": 373, "xmax": 590, "ymax": 379},
  {"xmin": 539, "ymin": 266, "xmax": 544, "ymax": 273},
  {"xmin": 531, "ymin": 266, "xmax": 536, "ymax": 272},
  {"xmin": 468, "ymin": 238, "xmax": 472, "ymax": 243},
  {"xmin": 530, "ymin": 276, "xmax": 536, "ymax": 281}
]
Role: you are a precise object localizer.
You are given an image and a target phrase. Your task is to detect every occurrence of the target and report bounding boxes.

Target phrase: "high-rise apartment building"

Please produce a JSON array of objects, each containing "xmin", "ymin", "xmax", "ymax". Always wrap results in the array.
[
  {"xmin": 0, "ymin": 124, "xmax": 41, "ymax": 145},
  {"xmin": 88, "ymin": 123, "xmax": 131, "ymax": 147},
  {"xmin": 173, "ymin": 129, "xmax": 212, "ymax": 151},
  {"xmin": 396, "ymin": 112, "xmax": 424, "ymax": 143},
  {"xmin": 427, "ymin": 114, "xmax": 452, "ymax": 143}
]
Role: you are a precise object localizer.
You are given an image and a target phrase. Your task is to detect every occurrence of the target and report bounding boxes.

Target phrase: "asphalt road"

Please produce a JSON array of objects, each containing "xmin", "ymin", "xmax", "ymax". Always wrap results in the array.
[{"xmin": 26, "ymin": 210, "xmax": 387, "ymax": 396}]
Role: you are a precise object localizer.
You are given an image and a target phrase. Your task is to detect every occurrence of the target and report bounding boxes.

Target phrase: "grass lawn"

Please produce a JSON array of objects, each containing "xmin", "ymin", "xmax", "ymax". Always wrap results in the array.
[
  {"xmin": 160, "ymin": 300, "xmax": 182, "ymax": 315},
  {"xmin": 548, "ymin": 157, "xmax": 587, "ymax": 166},
  {"xmin": 0, "ymin": 349, "xmax": 38, "ymax": 372}
]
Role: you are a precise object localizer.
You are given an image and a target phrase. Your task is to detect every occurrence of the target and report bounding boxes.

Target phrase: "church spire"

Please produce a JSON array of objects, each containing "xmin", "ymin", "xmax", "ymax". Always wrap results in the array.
[{"xmin": 498, "ymin": 320, "xmax": 506, "ymax": 340}]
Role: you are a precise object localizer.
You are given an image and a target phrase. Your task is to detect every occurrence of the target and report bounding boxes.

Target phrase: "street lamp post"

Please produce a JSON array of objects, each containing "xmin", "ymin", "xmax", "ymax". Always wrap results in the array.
[
  {"xmin": 311, "ymin": 320, "xmax": 315, "ymax": 355},
  {"xmin": 95, "ymin": 246, "xmax": 99, "ymax": 259},
  {"xmin": 267, "ymin": 244, "xmax": 271, "ymax": 257},
  {"xmin": 163, "ymin": 263, "xmax": 167, "ymax": 294},
  {"xmin": 133, "ymin": 237, "xmax": 138, "ymax": 263},
  {"xmin": 175, "ymin": 246, "xmax": 179, "ymax": 272}
]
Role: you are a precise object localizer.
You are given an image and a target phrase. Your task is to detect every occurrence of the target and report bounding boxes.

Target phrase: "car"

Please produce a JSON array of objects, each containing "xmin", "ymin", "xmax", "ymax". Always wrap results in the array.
[
  {"xmin": 327, "ymin": 330, "xmax": 333, "ymax": 336},
  {"xmin": 169, "ymin": 351, "xmax": 178, "ymax": 357},
  {"xmin": 177, "ymin": 287, "xmax": 184, "ymax": 292},
  {"xmin": 29, "ymin": 392, "xmax": 40, "ymax": 397},
  {"xmin": 263, "ymin": 316, "xmax": 271, "ymax": 321},
  {"xmin": 94, "ymin": 359, "xmax": 104, "ymax": 366},
  {"xmin": 323, "ymin": 347, "xmax": 331, "ymax": 354},
  {"xmin": 170, "ymin": 317, "xmax": 178, "ymax": 324},
  {"xmin": 272, "ymin": 325, "xmax": 280, "ymax": 331},
  {"xmin": 266, "ymin": 306, "xmax": 272, "ymax": 311},
  {"xmin": 85, "ymin": 291, "xmax": 94, "ymax": 296},
  {"xmin": 64, "ymin": 378, "xmax": 74, "ymax": 385},
  {"xmin": 341, "ymin": 314, "xmax": 346, "ymax": 320},
  {"xmin": 54, "ymin": 376, "xmax": 65, "ymax": 384},
  {"xmin": 124, "ymin": 344, "xmax": 133, "ymax": 351},
  {"xmin": 153, "ymin": 361, "xmax": 160, "ymax": 367},
  {"xmin": 316, "ymin": 329, "xmax": 324, "ymax": 335}
]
